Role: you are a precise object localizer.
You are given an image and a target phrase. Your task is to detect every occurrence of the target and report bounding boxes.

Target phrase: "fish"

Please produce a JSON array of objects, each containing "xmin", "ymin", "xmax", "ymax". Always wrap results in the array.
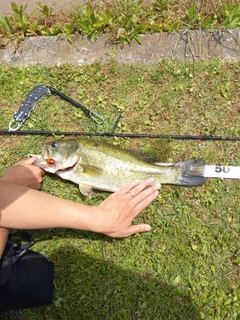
[{"xmin": 33, "ymin": 138, "xmax": 207, "ymax": 197}]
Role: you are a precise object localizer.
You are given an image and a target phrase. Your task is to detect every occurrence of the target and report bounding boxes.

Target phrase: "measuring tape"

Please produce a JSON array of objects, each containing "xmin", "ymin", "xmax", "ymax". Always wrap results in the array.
[
  {"xmin": 204, "ymin": 165, "xmax": 240, "ymax": 179},
  {"xmin": 155, "ymin": 163, "xmax": 240, "ymax": 179}
]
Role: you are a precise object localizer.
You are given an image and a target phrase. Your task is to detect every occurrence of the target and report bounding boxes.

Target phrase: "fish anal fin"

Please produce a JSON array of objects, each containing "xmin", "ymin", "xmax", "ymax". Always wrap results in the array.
[{"xmin": 79, "ymin": 184, "xmax": 93, "ymax": 198}]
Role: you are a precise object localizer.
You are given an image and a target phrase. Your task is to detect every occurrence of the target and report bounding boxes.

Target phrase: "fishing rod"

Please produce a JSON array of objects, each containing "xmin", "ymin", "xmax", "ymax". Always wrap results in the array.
[{"xmin": 1, "ymin": 129, "xmax": 240, "ymax": 141}]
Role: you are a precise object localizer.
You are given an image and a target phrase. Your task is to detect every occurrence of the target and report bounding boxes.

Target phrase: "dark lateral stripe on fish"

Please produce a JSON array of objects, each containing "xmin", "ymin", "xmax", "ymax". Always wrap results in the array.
[{"xmin": 173, "ymin": 159, "xmax": 207, "ymax": 186}]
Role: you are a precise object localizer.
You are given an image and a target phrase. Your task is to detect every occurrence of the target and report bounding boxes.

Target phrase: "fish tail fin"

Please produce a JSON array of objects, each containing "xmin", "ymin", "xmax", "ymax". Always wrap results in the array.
[{"xmin": 174, "ymin": 158, "xmax": 207, "ymax": 186}]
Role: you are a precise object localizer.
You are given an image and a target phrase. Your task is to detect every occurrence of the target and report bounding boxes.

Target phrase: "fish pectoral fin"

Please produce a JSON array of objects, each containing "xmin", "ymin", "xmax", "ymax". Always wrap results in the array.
[
  {"xmin": 81, "ymin": 165, "xmax": 103, "ymax": 177},
  {"xmin": 79, "ymin": 184, "xmax": 93, "ymax": 198}
]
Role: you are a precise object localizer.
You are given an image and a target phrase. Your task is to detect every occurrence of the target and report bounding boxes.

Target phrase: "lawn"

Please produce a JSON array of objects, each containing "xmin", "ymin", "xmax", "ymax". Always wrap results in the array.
[{"xmin": 0, "ymin": 59, "xmax": 240, "ymax": 319}]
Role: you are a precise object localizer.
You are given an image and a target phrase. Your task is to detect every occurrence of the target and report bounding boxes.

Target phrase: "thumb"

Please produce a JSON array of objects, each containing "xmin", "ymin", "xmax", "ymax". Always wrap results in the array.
[
  {"xmin": 20, "ymin": 157, "xmax": 38, "ymax": 165},
  {"xmin": 121, "ymin": 224, "xmax": 152, "ymax": 238}
]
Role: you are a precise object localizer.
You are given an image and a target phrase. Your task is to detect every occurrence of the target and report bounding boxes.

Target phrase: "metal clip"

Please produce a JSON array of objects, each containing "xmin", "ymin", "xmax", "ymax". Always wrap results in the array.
[
  {"xmin": 48, "ymin": 86, "xmax": 104, "ymax": 125},
  {"xmin": 8, "ymin": 117, "xmax": 23, "ymax": 132},
  {"xmin": 89, "ymin": 111, "xmax": 104, "ymax": 125}
]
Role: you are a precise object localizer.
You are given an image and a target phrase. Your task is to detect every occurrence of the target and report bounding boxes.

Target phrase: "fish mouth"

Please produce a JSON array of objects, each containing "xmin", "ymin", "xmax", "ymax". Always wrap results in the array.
[
  {"xmin": 54, "ymin": 161, "xmax": 78, "ymax": 174},
  {"xmin": 33, "ymin": 156, "xmax": 78, "ymax": 174}
]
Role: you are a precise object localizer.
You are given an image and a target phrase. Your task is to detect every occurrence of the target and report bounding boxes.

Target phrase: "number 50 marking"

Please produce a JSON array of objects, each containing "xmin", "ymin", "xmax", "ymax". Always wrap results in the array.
[{"xmin": 215, "ymin": 166, "xmax": 230, "ymax": 174}]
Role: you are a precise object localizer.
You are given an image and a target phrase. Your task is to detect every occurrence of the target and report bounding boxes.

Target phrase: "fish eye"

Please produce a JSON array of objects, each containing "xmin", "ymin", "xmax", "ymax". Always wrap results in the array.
[{"xmin": 51, "ymin": 142, "xmax": 58, "ymax": 148}]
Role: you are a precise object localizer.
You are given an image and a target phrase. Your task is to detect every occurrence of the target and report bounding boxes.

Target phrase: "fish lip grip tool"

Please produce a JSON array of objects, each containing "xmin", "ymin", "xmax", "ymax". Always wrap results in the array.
[
  {"xmin": 8, "ymin": 84, "xmax": 104, "ymax": 132},
  {"xmin": 9, "ymin": 85, "xmax": 50, "ymax": 132}
]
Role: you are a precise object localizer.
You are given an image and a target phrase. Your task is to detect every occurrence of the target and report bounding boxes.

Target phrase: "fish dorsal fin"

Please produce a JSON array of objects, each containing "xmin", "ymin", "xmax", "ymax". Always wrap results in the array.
[
  {"xmin": 81, "ymin": 165, "xmax": 103, "ymax": 177},
  {"xmin": 127, "ymin": 149, "xmax": 158, "ymax": 163}
]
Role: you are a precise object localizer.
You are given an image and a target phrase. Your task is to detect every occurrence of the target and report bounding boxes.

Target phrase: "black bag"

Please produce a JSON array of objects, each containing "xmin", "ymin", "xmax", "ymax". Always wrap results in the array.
[{"xmin": 0, "ymin": 231, "xmax": 54, "ymax": 312}]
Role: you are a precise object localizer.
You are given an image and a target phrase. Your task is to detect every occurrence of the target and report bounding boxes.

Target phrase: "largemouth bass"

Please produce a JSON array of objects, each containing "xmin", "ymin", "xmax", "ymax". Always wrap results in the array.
[{"xmin": 33, "ymin": 138, "xmax": 207, "ymax": 197}]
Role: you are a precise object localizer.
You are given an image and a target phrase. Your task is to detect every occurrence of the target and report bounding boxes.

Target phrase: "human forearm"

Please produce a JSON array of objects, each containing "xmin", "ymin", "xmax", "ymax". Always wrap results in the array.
[
  {"xmin": 0, "ymin": 177, "xmax": 160, "ymax": 238},
  {"xmin": 0, "ymin": 181, "xmax": 96, "ymax": 231},
  {"xmin": 0, "ymin": 227, "xmax": 9, "ymax": 259}
]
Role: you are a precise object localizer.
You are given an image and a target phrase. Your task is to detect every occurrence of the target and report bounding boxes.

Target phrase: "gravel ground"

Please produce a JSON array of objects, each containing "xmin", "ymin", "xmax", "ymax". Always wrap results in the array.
[{"xmin": 0, "ymin": 0, "xmax": 90, "ymax": 15}]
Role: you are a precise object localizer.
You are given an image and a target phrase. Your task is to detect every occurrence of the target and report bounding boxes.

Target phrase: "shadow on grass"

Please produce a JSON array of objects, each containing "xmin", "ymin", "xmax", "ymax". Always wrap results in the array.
[
  {"xmin": 43, "ymin": 245, "xmax": 201, "ymax": 320},
  {"xmin": 0, "ymin": 239, "xmax": 201, "ymax": 320}
]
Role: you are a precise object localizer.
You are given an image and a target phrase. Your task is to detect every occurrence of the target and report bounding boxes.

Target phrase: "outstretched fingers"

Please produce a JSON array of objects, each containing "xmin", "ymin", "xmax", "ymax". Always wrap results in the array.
[
  {"xmin": 121, "ymin": 223, "xmax": 152, "ymax": 237},
  {"xmin": 119, "ymin": 179, "xmax": 141, "ymax": 197},
  {"xmin": 99, "ymin": 178, "xmax": 161, "ymax": 238},
  {"xmin": 125, "ymin": 177, "xmax": 160, "ymax": 205},
  {"xmin": 133, "ymin": 187, "xmax": 160, "ymax": 217}
]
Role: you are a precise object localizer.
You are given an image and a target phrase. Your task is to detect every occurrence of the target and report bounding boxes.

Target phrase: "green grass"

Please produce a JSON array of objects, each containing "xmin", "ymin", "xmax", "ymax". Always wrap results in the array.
[
  {"xmin": 0, "ymin": 59, "xmax": 240, "ymax": 319},
  {"xmin": 0, "ymin": 0, "xmax": 240, "ymax": 48}
]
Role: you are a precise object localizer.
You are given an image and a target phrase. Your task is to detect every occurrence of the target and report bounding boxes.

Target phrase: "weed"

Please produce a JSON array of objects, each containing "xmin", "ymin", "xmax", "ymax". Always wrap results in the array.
[
  {"xmin": 34, "ymin": 2, "xmax": 53, "ymax": 25},
  {"xmin": 0, "ymin": 0, "xmax": 240, "ymax": 49}
]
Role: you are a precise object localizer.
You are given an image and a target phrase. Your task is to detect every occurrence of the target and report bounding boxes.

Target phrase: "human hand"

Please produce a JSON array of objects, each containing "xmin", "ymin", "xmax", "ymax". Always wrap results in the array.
[
  {"xmin": 0, "ymin": 157, "xmax": 45, "ymax": 190},
  {"xmin": 96, "ymin": 177, "xmax": 160, "ymax": 238}
]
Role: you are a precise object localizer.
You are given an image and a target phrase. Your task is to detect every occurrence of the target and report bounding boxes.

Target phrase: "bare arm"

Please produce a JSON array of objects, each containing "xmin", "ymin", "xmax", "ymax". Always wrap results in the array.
[
  {"xmin": 0, "ymin": 157, "xmax": 45, "ymax": 258},
  {"xmin": 0, "ymin": 178, "xmax": 160, "ymax": 238},
  {"xmin": 0, "ymin": 227, "xmax": 9, "ymax": 259}
]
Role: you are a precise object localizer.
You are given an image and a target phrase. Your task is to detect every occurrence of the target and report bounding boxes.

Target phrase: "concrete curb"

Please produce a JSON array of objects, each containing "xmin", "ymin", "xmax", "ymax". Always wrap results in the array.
[{"xmin": 0, "ymin": 28, "xmax": 239, "ymax": 66}]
